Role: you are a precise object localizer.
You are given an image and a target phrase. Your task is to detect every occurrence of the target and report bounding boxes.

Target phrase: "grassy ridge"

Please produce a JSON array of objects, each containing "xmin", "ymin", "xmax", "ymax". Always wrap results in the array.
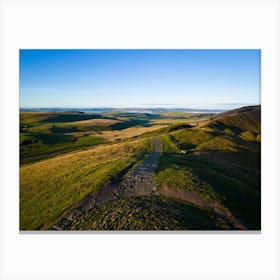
[
  {"xmin": 156, "ymin": 133, "xmax": 221, "ymax": 202},
  {"xmin": 208, "ymin": 106, "xmax": 261, "ymax": 141},
  {"xmin": 155, "ymin": 124, "xmax": 261, "ymax": 229},
  {"xmin": 20, "ymin": 138, "xmax": 153, "ymax": 230}
]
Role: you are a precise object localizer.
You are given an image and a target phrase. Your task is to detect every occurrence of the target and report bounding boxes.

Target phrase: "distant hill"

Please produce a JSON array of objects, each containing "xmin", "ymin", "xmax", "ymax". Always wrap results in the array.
[
  {"xmin": 206, "ymin": 105, "xmax": 261, "ymax": 141},
  {"xmin": 213, "ymin": 105, "xmax": 260, "ymax": 120}
]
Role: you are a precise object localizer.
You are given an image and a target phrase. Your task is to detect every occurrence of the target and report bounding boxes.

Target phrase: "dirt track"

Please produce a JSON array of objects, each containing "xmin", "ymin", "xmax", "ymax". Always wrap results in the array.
[
  {"xmin": 52, "ymin": 136, "xmax": 246, "ymax": 230},
  {"xmin": 51, "ymin": 137, "xmax": 162, "ymax": 230},
  {"xmin": 117, "ymin": 137, "xmax": 162, "ymax": 197}
]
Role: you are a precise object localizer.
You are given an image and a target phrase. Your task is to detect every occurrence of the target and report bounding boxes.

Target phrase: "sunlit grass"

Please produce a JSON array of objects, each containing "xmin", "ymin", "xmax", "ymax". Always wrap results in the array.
[{"xmin": 20, "ymin": 137, "xmax": 153, "ymax": 230}]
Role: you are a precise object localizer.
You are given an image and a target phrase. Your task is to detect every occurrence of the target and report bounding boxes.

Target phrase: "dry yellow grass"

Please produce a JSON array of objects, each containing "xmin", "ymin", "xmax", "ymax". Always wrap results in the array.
[
  {"xmin": 20, "ymin": 137, "xmax": 153, "ymax": 230},
  {"xmin": 71, "ymin": 118, "xmax": 122, "ymax": 126},
  {"xmin": 100, "ymin": 125, "xmax": 166, "ymax": 141},
  {"xmin": 150, "ymin": 118, "xmax": 189, "ymax": 125},
  {"xmin": 151, "ymin": 116, "xmax": 211, "ymax": 126}
]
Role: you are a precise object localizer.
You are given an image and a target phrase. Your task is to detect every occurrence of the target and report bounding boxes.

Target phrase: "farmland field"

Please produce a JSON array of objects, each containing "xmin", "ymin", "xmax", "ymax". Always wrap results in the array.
[{"xmin": 20, "ymin": 106, "xmax": 261, "ymax": 230}]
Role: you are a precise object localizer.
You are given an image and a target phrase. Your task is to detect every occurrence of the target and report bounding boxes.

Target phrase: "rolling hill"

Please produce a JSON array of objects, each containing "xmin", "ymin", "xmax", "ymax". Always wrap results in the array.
[
  {"xmin": 208, "ymin": 105, "xmax": 261, "ymax": 140},
  {"xmin": 20, "ymin": 106, "xmax": 261, "ymax": 230}
]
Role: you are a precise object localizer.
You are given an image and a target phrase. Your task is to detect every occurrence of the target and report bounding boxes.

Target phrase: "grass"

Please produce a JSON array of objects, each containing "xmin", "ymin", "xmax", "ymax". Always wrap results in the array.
[
  {"xmin": 208, "ymin": 106, "xmax": 261, "ymax": 136},
  {"xmin": 20, "ymin": 137, "xmax": 153, "ymax": 230},
  {"xmin": 150, "ymin": 112, "xmax": 212, "ymax": 125},
  {"xmin": 20, "ymin": 112, "xmax": 211, "ymax": 164},
  {"xmin": 20, "ymin": 107, "xmax": 261, "ymax": 230},
  {"xmin": 20, "ymin": 112, "xmax": 168, "ymax": 164},
  {"xmin": 99, "ymin": 125, "xmax": 166, "ymax": 142},
  {"xmin": 197, "ymin": 135, "xmax": 238, "ymax": 152},
  {"xmin": 20, "ymin": 132, "xmax": 105, "ymax": 164},
  {"xmin": 170, "ymin": 129, "xmax": 213, "ymax": 150},
  {"xmin": 240, "ymin": 131, "xmax": 258, "ymax": 141},
  {"xmin": 155, "ymin": 164, "xmax": 219, "ymax": 202},
  {"xmin": 180, "ymin": 155, "xmax": 261, "ymax": 229},
  {"xmin": 154, "ymin": 126, "xmax": 261, "ymax": 229},
  {"xmin": 155, "ymin": 133, "xmax": 221, "ymax": 203},
  {"xmin": 20, "ymin": 112, "xmax": 104, "ymax": 124},
  {"xmin": 159, "ymin": 134, "xmax": 181, "ymax": 153}
]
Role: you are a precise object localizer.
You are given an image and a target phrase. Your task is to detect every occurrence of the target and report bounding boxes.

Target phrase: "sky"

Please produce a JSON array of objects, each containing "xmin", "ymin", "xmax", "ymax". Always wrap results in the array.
[{"xmin": 19, "ymin": 49, "xmax": 261, "ymax": 109}]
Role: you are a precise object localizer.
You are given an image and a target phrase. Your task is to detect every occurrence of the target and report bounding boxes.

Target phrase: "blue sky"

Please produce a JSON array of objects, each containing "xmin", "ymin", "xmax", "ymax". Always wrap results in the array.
[{"xmin": 20, "ymin": 49, "xmax": 260, "ymax": 108}]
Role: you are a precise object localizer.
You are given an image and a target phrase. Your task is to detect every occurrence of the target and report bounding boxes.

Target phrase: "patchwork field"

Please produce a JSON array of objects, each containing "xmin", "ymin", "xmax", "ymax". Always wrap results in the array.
[
  {"xmin": 20, "ymin": 111, "xmax": 170, "ymax": 164},
  {"xmin": 20, "ymin": 106, "xmax": 261, "ymax": 230}
]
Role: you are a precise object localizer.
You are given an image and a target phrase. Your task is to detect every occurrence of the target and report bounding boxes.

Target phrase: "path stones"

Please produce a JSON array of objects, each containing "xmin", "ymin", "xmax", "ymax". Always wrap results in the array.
[{"xmin": 120, "ymin": 137, "xmax": 163, "ymax": 196}]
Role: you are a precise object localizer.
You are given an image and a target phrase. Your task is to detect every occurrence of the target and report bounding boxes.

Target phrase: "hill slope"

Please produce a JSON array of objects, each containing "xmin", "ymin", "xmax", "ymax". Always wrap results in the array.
[
  {"xmin": 20, "ymin": 106, "xmax": 261, "ymax": 230},
  {"xmin": 154, "ymin": 105, "xmax": 261, "ymax": 229},
  {"xmin": 208, "ymin": 105, "xmax": 261, "ymax": 139}
]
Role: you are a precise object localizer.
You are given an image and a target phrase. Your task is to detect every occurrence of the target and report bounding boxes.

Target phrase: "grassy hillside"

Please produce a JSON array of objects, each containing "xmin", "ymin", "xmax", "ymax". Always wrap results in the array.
[
  {"xmin": 20, "ymin": 111, "xmax": 208, "ymax": 164},
  {"xmin": 154, "ymin": 106, "xmax": 261, "ymax": 229},
  {"xmin": 20, "ymin": 138, "xmax": 153, "ymax": 230},
  {"xmin": 20, "ymin": 106, "xmax": 261, "ymax": 230},
  {"xmin": 207, "ymin": 105, "xmax": 261, "ymax": 141},
  {"xmin": 20, "ymin": 112, "xmax": 104, "ymax": 124}
]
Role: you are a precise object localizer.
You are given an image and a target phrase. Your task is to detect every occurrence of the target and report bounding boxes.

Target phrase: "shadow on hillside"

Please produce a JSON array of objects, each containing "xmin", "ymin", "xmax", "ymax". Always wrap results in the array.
[
  {"xmin": 41, "ymin": 114, "xmax": 103, "ymax": 123},
  {"xmin": 110, "ymin": 119, "xmax": 152, "ymax": 130},
  {"xmin": 35, "ymin": 133, "xmax": 76, "ymax": 144},
  {"xmin": 156, "ymin": 149, "xmax": 261, "ymax": 230}
]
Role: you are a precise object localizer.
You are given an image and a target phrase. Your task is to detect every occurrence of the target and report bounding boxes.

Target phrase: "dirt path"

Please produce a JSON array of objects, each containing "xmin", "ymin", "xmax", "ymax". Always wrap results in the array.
[
  {"xmin": 158, "ymin": 186, "xmax": 246, "ymax": 230},
  {"xmin": 116, "ymin": 137, "xmax": 163, "ymax": 197},
  {"xmin": 52, "ymin": 136, "xmax": 246, "ymax": 230},
  {"xmin": 51, "ymin": 137, "xmax": 162, "ymax": 230}
]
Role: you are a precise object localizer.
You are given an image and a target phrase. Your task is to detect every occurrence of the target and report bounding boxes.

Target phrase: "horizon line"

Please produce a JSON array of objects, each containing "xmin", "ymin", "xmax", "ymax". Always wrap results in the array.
[{"xmin": 20, "ymin": 104, "xmax": 260, "ymax": 109}]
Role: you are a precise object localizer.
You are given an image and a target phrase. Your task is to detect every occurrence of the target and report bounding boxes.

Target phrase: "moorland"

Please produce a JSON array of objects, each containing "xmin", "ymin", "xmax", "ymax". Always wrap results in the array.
[{"xmin": 20, "ymin": 105, "xmax": 261, "ymax": 230}]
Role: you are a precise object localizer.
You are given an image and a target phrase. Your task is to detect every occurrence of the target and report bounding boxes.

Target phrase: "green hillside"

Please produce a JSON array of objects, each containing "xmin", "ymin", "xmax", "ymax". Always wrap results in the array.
[
  {"xmin": 20, "ymin": 106, "xmax": 261, "ymax": 230},
  {"xmin": 155, "ymin": 106, "xmax": 261, "ymax": 229},
  {"xmin": 207, "ymin": 105, "xmax": 261, "ymax": 141}
]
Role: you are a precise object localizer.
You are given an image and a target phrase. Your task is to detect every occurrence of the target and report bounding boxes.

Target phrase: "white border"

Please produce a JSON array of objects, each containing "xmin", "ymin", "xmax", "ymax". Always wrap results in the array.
[{"xmin": 1, "ymin": 0, "xmax": 280, "ymax": 279}]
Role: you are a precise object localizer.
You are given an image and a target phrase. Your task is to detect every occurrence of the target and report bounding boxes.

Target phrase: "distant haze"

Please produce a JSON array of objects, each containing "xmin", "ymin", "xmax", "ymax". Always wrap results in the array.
[
  {"xmin": 20, "ymin": 49, "xmax": 261, "ymax": 108},
  {"xmin": 20, "ymin": 104, "xmax": 259, "ymax": 114}
]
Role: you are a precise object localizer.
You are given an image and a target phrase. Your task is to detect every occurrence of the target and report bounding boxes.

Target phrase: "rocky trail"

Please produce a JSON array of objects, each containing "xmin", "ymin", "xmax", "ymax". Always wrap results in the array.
[
  {"xmin": 51, "ymin": 136, "xmax": 246, "ymax": 230},
  {"xmin": 115, "ymin": 137, "xmax": 163, "ymax": 197},
  {"xmin": 51, "ymin": 137, "xmax": 162, "ymax": 230}
]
